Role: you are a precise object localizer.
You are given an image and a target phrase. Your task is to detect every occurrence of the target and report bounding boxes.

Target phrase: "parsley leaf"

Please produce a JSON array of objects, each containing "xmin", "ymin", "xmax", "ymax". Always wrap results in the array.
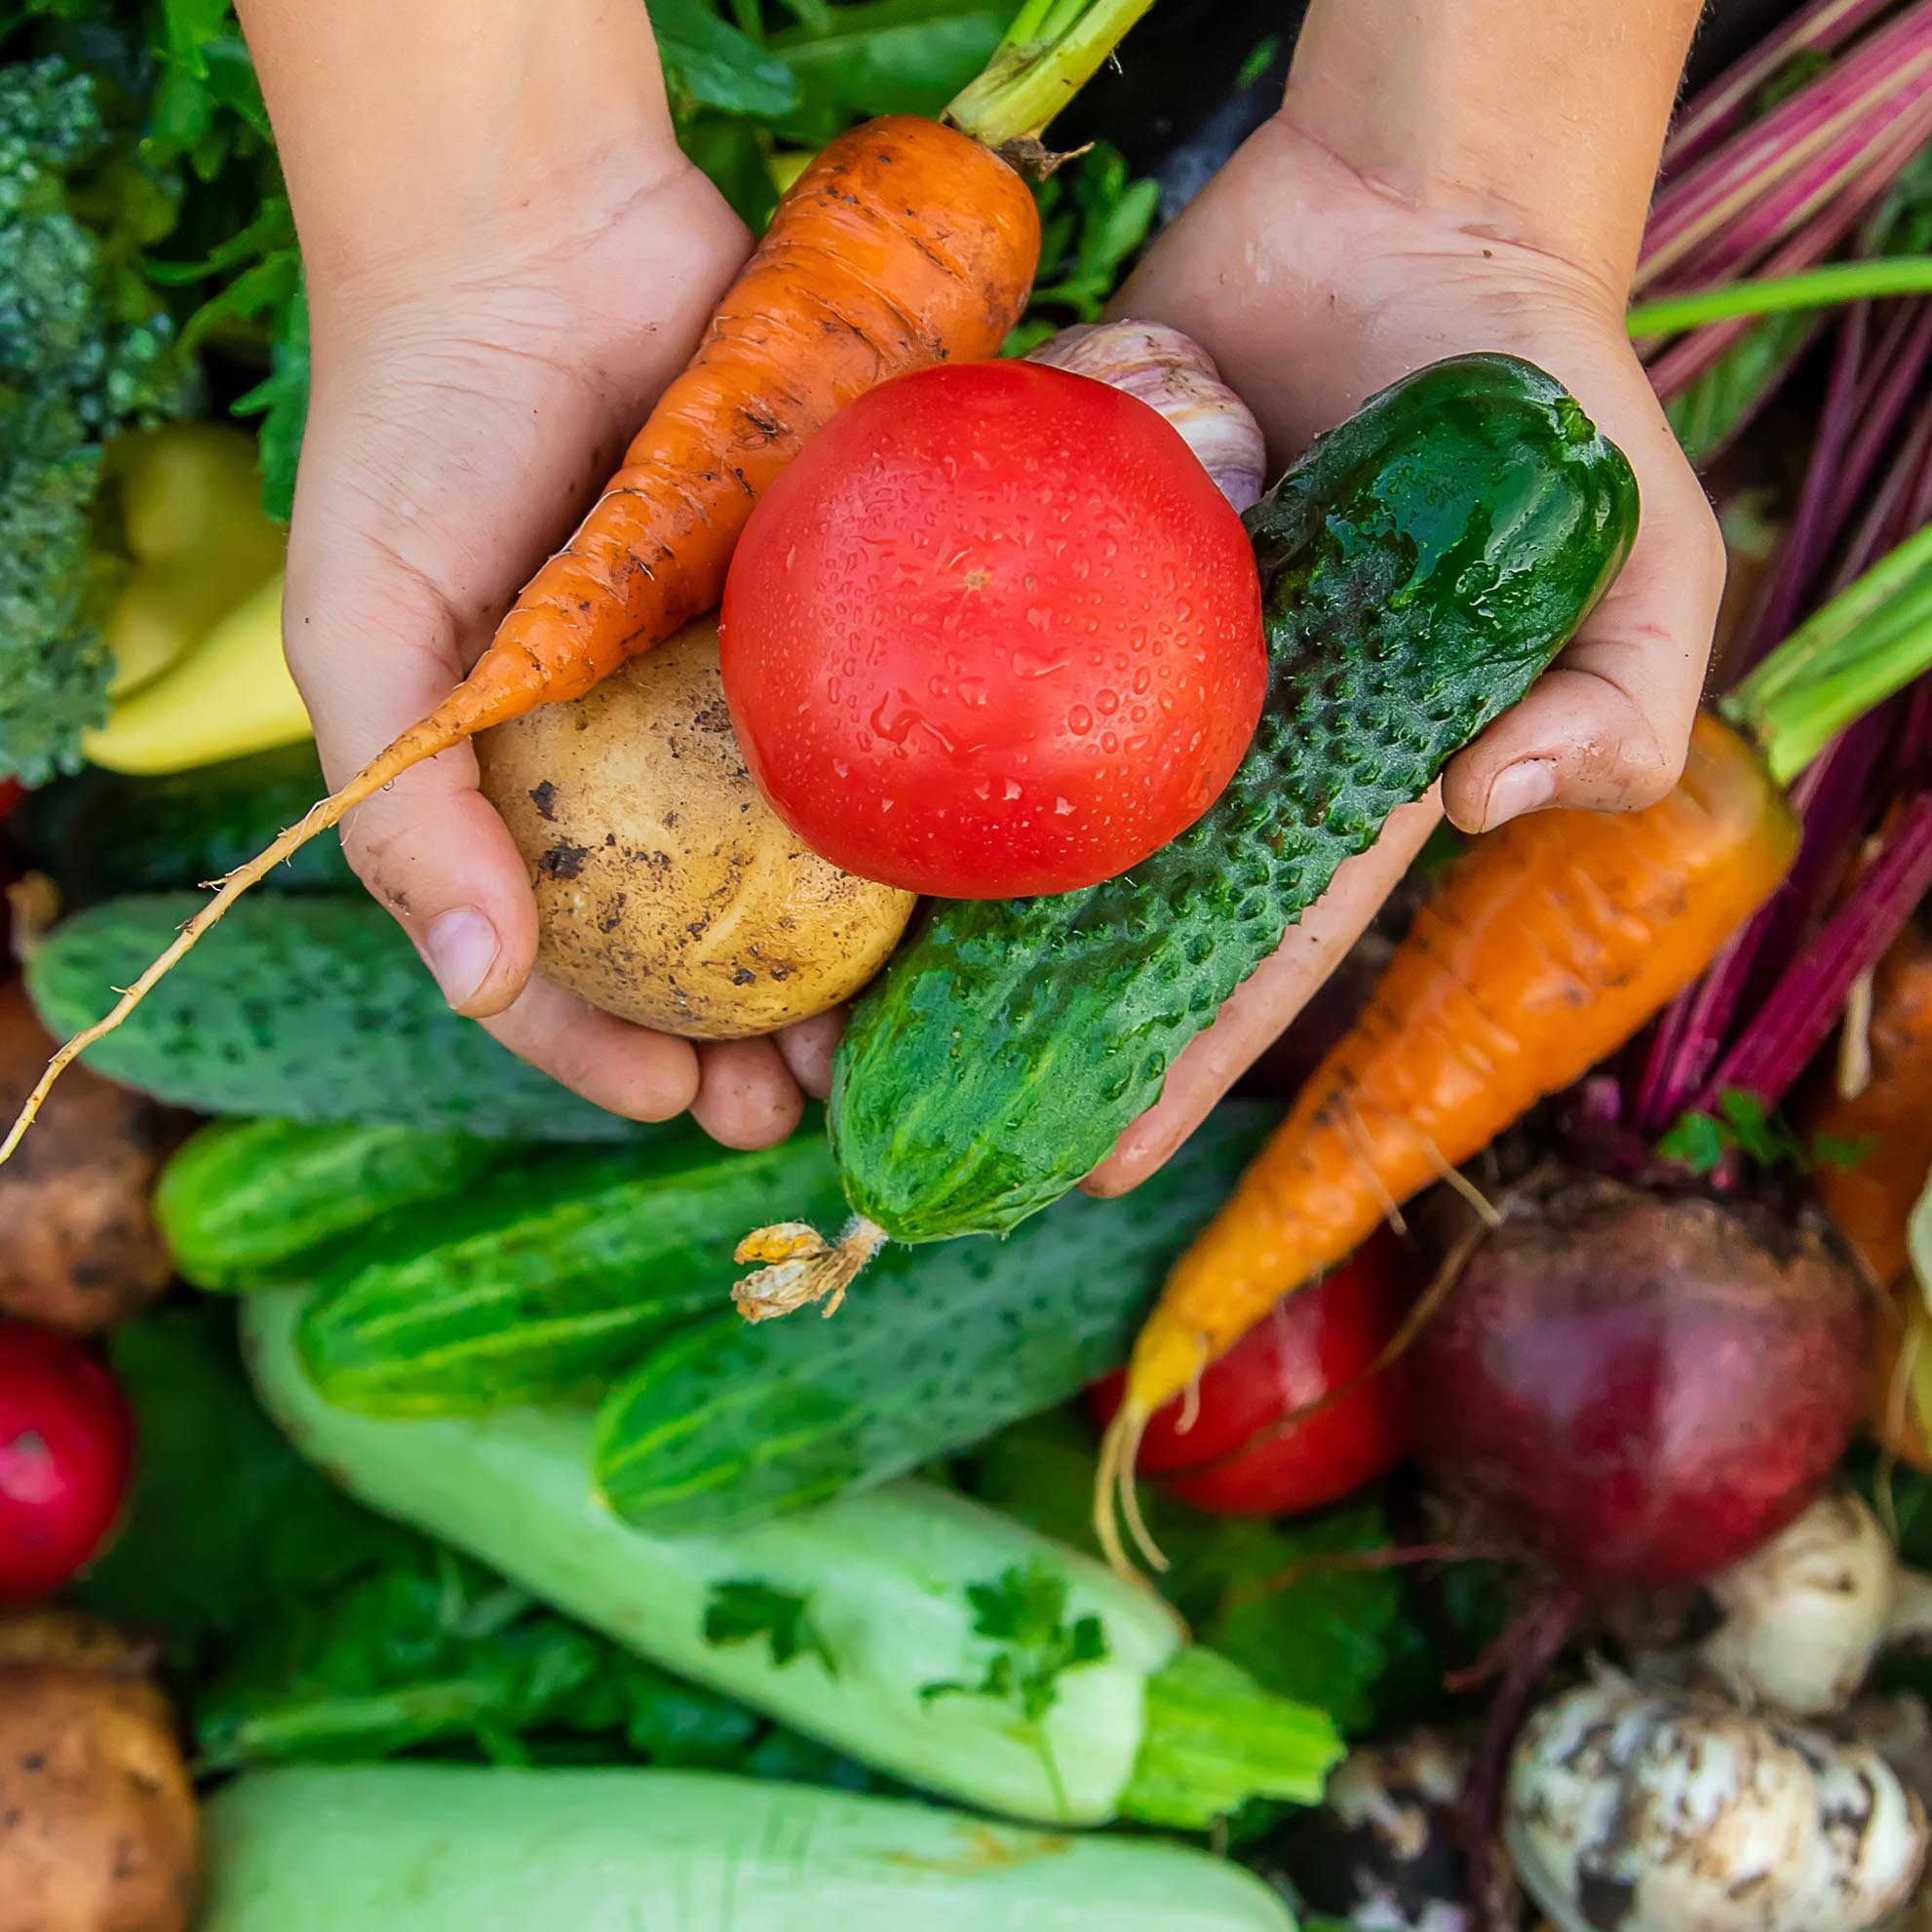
[
  {"xmin": 704, "ymin": 1579, "xmax": 839, "ymax": 1677},
  {"xmin": 921, "ymin": 1559, "xmax": 1108, "ymax": 1724},
  {"xmin": 1660, "ymin": 1088, "xmax": 1866, "ymax": 1178}
]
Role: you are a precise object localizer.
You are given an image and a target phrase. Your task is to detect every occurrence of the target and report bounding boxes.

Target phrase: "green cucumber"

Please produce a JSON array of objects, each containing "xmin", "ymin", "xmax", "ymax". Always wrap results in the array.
[
  {"xmin": 155, "ymin": 1117, "xmax": 515, "ymax": 1293},
  {"xmin": 831, "ymin": 354, "xmax": 1640, "ymax": 1244},
  {"xmin": 10, "ymin": 744, "xmax": 355, "ymax": 906},
  {"xmin": 25, "ymin": 893, "xmax": 661, "ymax": 1140},
  {"xmin": 299, "ymin": 1128, "xmax": 844, "ymax": 1413},
  {"xmin": 596, "ymin": 1101, "xmax": 1273, "ymax": 1533}
]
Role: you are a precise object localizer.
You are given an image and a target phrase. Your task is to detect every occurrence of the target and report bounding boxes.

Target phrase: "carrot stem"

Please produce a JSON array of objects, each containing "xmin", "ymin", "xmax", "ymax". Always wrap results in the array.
[
  {"xmin": 1628, "ymin": 254, "xmax": 1932, "ymax": 335},
  {"xmin": 946, "ymin": 0, "xmax": 1160, "ymax": 151}
]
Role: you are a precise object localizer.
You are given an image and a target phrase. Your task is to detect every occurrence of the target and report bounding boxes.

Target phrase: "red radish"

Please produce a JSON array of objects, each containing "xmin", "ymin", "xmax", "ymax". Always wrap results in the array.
[
  {"xmin": 1402, "ymin": 1179, "xmax": 1866, "ymax": 1594},
  {"xmin": 1089, "ymin": 1235, "xmax": 1408, "ymax": 1517},
  {"xmin": 719, "ymin": 359, "xmax": 1266, "ymax": 899},
  {"xmin": 0, "ymin": 1325, "xmax": 135, "ymax": 1600}
]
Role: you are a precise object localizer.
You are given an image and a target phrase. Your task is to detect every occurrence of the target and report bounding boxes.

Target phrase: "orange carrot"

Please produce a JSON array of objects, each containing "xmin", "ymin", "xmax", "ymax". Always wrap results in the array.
[
  {"xmin": 0, "ymin": 116, "xmax": 1043, "ymax": 1165},
  {"xmin": 1810, "ymin": 919, "xmax": 1932, "ymax": 1287},
  {"xmin": 1802, "ymin": 918, "xmax": 1932, "ymax": 1472},
  {"xmin": 1098, "ymin": 711, "xmax": 1800, "ymax": 1569}
]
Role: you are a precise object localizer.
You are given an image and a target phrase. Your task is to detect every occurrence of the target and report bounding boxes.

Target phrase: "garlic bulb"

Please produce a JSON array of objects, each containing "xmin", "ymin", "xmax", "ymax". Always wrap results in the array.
[
  {"xmin": 1505, "ymin": 1670, "xmax": 1927, "ymax": 1932},
  {"xmin": 1026, "ymin": 321, "xmax": 1267, "ymax": 511}
]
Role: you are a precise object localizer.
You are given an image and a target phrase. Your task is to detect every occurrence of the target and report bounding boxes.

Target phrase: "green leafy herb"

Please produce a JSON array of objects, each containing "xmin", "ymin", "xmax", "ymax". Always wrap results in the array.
[
  {"xmin": 968, "ymin": 1410, "xmax": 1406, "ymax": 1734},
  {"xmin": 1659, "ymin": 1087, "xmax": 1864, "ymax": 1177},
  {"xmin": 704, "ymin": 1580, "xmax": 839, "ymax": 1676},
  {"xmin": 921, "ymin": 1559, "xmax": 1107, "ymax": 1723},
  {"xmin": 70, "ymin": 1305, "xmax": 410, "ymax": 1666},
  {"xmin": 1006, "ymin": 139, "xmax": 1158, "ymax": 353},
  {"xmin": 649, "ymin": 0, "xmax": 801, "ymax": 118}
]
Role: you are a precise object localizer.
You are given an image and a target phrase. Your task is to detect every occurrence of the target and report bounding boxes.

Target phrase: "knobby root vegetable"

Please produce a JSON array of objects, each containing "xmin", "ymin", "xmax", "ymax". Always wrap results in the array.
[
  {"xmin": 1102, "ymin": 712, "xmax": 1797, "ymax": 1565},
  {"xmin": 476, "ymin": 616, "xmax": 914, "ymax": 1038},
  {"xmin": 1403, "ymin": 1179, "xmax": 1868, "ymax": 1595},
  {"xmin": 1505, "ymin": 1670, "xmax": 1927, "ymax": 1932},
  {"xmin": 0, "ymin": 981, "xmax": 171, "ymax": 1334},
  {"xmin": 0, "ymin": 1622, "xmax": 198, "ymax": 1932},
  {"xmin": 1253, "ymin": 1725, "xmax": 1496, "ymax": 1932},
  {"xmin": 1624, "ymin": 1490, "xmax": 1932, "ymax": 1719}
]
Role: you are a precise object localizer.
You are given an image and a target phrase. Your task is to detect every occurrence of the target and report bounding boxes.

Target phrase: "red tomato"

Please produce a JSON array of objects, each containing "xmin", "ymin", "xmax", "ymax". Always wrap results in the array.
[
  {"xmin": 0, "ymin": 782, "xmax": 21, "ymax": 823},
  {"xmin": 0, "ymin": 1325, "xmax": 135, "ymax": 1601},
  {"xmin": 720, "ymin": 360, "xmax": 1265, "ymax": 899},
  {"xmin": 1090, "ymin": 1237, "xmax": 1409, "ymax": 1517}
]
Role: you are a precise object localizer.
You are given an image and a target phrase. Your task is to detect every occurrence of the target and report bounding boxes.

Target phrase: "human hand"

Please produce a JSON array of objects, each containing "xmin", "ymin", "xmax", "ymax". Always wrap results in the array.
[
  {"xmin": 1086, "ymin": 25, "xmax": 1721, "ymax": 1193},
  {"xmin": 245, "ymin": 0, "xmax": 837, "ymax": 1149}
]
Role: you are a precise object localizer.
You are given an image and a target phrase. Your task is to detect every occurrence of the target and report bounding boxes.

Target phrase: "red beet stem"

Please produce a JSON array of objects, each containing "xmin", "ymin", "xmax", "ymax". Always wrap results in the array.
[
  {"xmin": 1663, "ymin": 0, "xmax": 1905, "ymax": 175},
  {"xmin": 1640, "ymin": 4, "xmax": 1932, "ymax": 289},
  {"xmin": 1464, "ymin": 1592, "xmax": 1585, "ymax": 1932},
  {"xmin": 1694, "ymin": 789, "xmax": 1932, "ymax": 1111}
]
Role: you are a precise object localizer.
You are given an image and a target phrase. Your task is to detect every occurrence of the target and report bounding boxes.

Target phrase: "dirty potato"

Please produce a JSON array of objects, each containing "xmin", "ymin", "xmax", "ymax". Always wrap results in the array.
[
  {"xmin": 0, "ymin": 1662, "xmax": 198, "ymax": 1932},
  {"xmin": 478, "ymin": 616, "xmax": 914, "ymax": 1039},
  {"xmin": 0, "ymin": 980, "xmax": 173, "ymax": 1334}
]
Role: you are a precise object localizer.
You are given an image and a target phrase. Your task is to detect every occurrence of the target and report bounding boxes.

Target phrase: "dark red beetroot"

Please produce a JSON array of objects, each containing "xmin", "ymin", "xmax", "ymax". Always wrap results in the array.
[
  {"xmin": 0, "ymin": 1325, "xmax": 135, "ymax": 1601},
  {"xmin": 1402, "ymin": 1179, "xmax": 1867, "ymax": 1594}
]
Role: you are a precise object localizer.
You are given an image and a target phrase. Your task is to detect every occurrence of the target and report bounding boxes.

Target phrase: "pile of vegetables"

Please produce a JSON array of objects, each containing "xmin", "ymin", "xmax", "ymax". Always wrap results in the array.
[{"xmin": 9, "ymin": 3, "xmax": 1932, "ymax": 1932}]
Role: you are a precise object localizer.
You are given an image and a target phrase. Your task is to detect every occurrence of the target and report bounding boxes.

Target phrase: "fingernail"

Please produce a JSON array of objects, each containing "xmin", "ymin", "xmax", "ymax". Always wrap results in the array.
[
  {"xmin": 424, "ymin": 908, "xmax": 499, "ymax": 1012},
  {"xmin": 1480, "ymin": 761, "xmax": 1558, "ymax": 831}
]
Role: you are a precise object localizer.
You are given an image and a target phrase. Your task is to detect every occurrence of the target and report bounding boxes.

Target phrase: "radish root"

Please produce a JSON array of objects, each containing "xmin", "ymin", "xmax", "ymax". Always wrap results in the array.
[{"xmin": 733, "ymin": 1217, "xmax": 886, "ymax": 1321}]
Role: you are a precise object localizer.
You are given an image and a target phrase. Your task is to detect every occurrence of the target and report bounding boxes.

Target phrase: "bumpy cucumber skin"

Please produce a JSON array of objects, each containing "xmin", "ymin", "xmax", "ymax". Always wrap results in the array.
[
  {"xmin": 833, "ymin": 355, "xmax": 1641, "ymax": 1241},
  {"xmin": 25, "ymin": 894, "xmax": 659, "ymax": 1140},
  {"xmin": 155, "ymin": 1117, "xmax": 513, "ymax": 1293},
  {"xmin": 596, "ymin": 1102, "xmax": 1272, "ymax": 1533},
  {"xmin": 298, "ymin": 1127, "xmax": 847, "ymax": 1413},
  {"xmin": 11, "ymin": 744, "xmax": 355, "ymax": 905}
]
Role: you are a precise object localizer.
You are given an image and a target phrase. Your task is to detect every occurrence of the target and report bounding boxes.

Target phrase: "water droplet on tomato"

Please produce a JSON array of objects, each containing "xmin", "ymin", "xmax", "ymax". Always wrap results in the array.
[
  {"xmin": 1003, "ymin": 779, "xmax": 1022, "ymax": 801},
  {"xmin": 1054, "ymin": 796, "xmax": 1073, "ymax": 816},
  {"xmin": 870, "ymin": 691, "xmax": 918, "ymax": 744},
  {"xmin": 1101, "ymin": 732, "xmax": 1119, "ymax": 753},
  {"xmin": 1010, "ymin": 643, "xmax": 1065, "ymax": 679},
  {"xmin": 1067, "ymin": 705, "xmax": 1094, "ymax": 735},
  {"xmin": 1096, "ymin": 689, "xmax": 1119, "ymax": 716}
]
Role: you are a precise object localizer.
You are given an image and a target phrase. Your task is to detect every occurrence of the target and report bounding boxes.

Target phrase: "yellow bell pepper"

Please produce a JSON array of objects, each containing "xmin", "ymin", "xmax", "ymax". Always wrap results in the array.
[
  {"xmin": 84, "ymin": 570, "xmax": 311, "ymax": 776},
  {"xmin": 101, "ymin": 426, "xmax": 286, "ymax": 699}
]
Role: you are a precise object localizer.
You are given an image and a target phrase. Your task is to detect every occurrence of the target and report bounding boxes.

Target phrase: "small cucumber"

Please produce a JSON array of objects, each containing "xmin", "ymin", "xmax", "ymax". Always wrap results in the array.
[
  {"xmin": 25, "ymin": 893, "xmax": 660, "ymax": 1140},
  {"xmin": 831, "ymin": 355, "xmax": 1639, "ymax": 1244},
  {"xmin": 298, "ymin": 1128, "xmax": 845, "ymax": 1413},
  {"xmin": 596, "ymin": 1101, "xmax": 1273, "ymax": 1533},
  {"xmin": 155, "ymin": 1117, "xmax": 514, "ymax": 1293}
]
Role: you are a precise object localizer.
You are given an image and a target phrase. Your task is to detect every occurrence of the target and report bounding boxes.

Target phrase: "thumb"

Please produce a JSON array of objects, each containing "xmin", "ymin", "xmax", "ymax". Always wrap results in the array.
[{"xmin": 282, "ymin": 513, "xmax": 538, "ymax": 1024}]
